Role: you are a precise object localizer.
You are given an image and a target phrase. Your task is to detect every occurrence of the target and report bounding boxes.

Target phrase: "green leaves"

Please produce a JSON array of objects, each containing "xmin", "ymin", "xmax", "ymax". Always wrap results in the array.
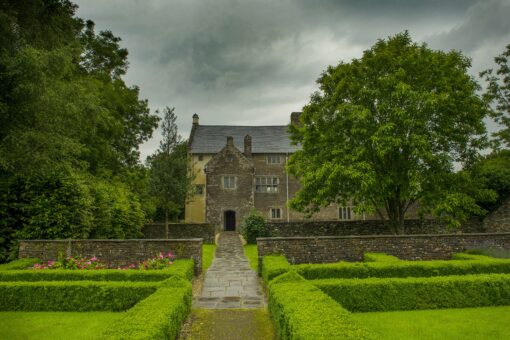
[{"xmin": 288, "ymin": 31, "xmax": 489, "ymax": 231}]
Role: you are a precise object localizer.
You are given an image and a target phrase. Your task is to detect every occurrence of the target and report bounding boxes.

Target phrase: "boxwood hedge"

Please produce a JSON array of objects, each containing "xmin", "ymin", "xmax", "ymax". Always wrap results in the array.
[
  {"xmin": 261, "ymin": 256, "xmax": 291, "ymax": 282},
  {"xmin": 101, "ymin": 277, "xmax": 192, "ymax": 340},
  {"xmin": 0, "ymin": 280, "xmax": 160, "ymax": 311},
  {"xmin": 312, "ymin": 273, "xmax": 510, "ymax": 312},
  {"xmin": 0, "ymin": 258, "xmax": 40, "ymax": 270},
  {"xmin": 363, "ymin": 253, "xmax": 400, "ymax": 262},
  {"xmin": 268, "ymin": 272, "xmax": 372, "ymax": 340},
  {"xmin": 0, "ymin": 259, "xmax": 194, "ymax": 282}
]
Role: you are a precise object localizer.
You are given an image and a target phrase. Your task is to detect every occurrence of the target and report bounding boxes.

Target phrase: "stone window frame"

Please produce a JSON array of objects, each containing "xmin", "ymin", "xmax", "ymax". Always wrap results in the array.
[
  {"xmin": 222, "ymin": 175, "xmax": 236, "ymax": 189},
  {"xmin": 255, "ymin": 176, "xmax": 279, "ymax": 193},
  {"xmin": 266, "ymin": 154, "xmax": 282, "ymax": 164},
  {"xmin": 269, "ymin": 207, "xmax": 282, "ymax": 219},
  {"xmin": 338, "ymin": 206, "xmax": 353, "ymax": 221}
]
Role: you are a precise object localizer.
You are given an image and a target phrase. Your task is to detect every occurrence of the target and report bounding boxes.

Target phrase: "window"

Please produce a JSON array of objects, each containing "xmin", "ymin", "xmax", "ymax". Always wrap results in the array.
[
  {"xmin": 339, "ymin": 206, "xmax": 353, "ymax": 220},
  {"xmin": 270, "ymin": 208, "xmax": 282, "ymax": 219},
  {"xmin": 267, "ymin": 155, "xmax": 281, "ymax": 164},
  {"xmin": 195, "ymin": 184, "xmax": 204, "ymax": 195},
  {"xmin": 223, "ymin": 176, "xmax": 235, "ymax": 189},
  {"xmin": 255, "ymin": 176, "xmax": 279, "ymax": 193}
]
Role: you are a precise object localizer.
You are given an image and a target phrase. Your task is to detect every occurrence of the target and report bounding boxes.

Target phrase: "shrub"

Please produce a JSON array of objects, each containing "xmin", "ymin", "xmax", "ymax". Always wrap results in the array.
[
  {"xmin": 0, "ymin": 281, "xmax": 159, "ymax": 311},
  {"xmin": 0, "ymin": 258, "xmax": 40, "ymax": 270},
  {"xmin": 261, "ymin": 255, "xmax": 291, "ymax": 283},
  {"xmin": 363, "ymin": 253, "xmax": 400, "ymax": 262},
  {"xmin": 312, "ymin": 273, "xmax": 510, "ymax": 312},
  {"xmin": 466, "ymin": 247, "xmax": 510, "ymax": 259},
  {"xmin": 0, "ymin": 259, "xmax": 194, "ymax": 282},
  {"xmin": 240, "ymin": 209, "xmax": 269, "ymax": 244},
  {"xmin": 101, "ymin": 278, "xmax": 192, "ymax": 340},
  {"xmin": 451, "ymin": 253, "xmax": 493, "ymax": 261},
  {"xmin": 269, "ymin": 279, "xmax": 372, "ymax": 339}
]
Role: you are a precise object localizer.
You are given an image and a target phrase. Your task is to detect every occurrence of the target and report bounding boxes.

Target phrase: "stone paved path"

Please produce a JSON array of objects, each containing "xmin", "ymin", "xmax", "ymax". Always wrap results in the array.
[{"xmin": 194, "ymin": 232, "xmax": 265, "ymax": 309}]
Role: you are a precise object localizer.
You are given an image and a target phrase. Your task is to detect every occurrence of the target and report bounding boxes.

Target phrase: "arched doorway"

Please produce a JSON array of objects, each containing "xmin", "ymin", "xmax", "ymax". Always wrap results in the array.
[{"xmin": 224, "ymin": 210, "xmax": 236, "ymax": 231}]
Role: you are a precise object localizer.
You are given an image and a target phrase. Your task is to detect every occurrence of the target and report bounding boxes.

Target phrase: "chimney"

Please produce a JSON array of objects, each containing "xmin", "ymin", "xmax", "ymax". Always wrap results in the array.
[
  {"xmin": 226, "ymin": 136, "xmax": 234, "ymax": 146},
  {"xmin": 192, "ymin": 113, "xmax": 199, "ymax": 125},
  {"xmin": 290, "ymin": 112, "xmax": 302, "ymax": 126},
  {"xmin": 244, "ymin": 135, "xmax": 252, "ymax": 157}
]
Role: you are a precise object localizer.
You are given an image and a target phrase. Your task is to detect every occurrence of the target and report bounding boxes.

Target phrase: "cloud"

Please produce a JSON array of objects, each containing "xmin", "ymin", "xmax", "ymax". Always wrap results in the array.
[{"xmin": 73, "ymin": 0, "xmax": 510, "ymax": 161}]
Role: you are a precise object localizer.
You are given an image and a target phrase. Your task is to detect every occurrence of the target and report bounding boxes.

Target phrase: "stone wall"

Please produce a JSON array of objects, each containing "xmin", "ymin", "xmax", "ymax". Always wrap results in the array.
[
  {"xmin": 265, "ymin": 218, "xmax": 485, "ymax": 237},
  {"xmin": 257, "ymin": 233, "xmax": 510, "ymax": 266},
  {"xmin": 18, "ymin": 239, "xmax": 203, "ymax": 274},
  {"xmin": 142, "ymin": 223, "xmax": 215, "ymax": 243},
  {"xmin": 484, "ymin": 197, "xmax": 510, "ymax": 232}
]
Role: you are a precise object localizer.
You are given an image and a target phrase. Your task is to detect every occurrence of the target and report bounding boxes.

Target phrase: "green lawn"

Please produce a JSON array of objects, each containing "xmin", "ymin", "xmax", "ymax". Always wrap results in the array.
[
  {"xmin": 353, "ymin": 306, "xmax": 510, "ymax": 340},
  {"xmin": 0, "ymin": 311, "xmax": 123, "ymax": 340},
  {"xmin": 202, "ymin": 244, "xmax": 216, "ymax": 272},
  {"xmin": 243, "ymin": 244, "xmax": 258, "ymax": 271}
]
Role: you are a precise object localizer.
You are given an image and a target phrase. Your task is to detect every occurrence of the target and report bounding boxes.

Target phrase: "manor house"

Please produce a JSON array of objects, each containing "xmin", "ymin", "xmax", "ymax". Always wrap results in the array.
[{"xmin": 184, "ymin": 112, "xmax": 379, "ymax": 231}]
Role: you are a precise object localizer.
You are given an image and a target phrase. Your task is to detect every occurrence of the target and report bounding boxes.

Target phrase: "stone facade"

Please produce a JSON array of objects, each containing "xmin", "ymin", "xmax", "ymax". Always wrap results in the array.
[
  {"xmin": 483, "ymin": 196, "xmax": 510, "ymax": 232},
  {"xmin": 18, "ymin": 239, "xmax": 203, "ymax": 273},
  {"xmin": 142, "ymin": 223, "xmax": 215, "ymax": 243},
  {"xmin": 257, "ymin": 233, "xmax": 510, "ymax": 265}
]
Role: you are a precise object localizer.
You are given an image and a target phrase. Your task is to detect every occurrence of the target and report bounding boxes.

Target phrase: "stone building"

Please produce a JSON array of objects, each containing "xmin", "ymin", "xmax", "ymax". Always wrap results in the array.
[{"xmin": 184, "ymin": 113, "xmax": 379, "ymax": 232}]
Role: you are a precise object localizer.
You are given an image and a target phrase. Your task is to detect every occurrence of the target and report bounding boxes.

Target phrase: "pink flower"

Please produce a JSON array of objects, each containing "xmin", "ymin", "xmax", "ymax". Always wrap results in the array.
[
  {"xmin": 91, "ymin": 256, "xmax": 98, "ymax": 261},
  {"xmin": 159, "ymin": 253, "xmax": 164, "ymax": 259}
]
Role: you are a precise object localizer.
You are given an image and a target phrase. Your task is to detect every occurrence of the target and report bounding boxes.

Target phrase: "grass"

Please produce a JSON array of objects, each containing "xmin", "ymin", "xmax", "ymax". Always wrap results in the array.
[
  {"xmin": 243, "ymin": 244, "xmax": 258, "ymax": 271},
  {"xmin": 353, "ymin": 306, "xmax": 510, "ymax": 340},
  {"xmin": 202, "ymin": 244, "xmax": 216, "ymax": 272},
  {"xmin": 0, "ymin": 311, "xmax": 123, "ymax": 340}
]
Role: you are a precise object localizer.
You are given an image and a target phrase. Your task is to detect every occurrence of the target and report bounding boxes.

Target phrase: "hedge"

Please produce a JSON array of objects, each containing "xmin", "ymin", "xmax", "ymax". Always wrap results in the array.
[
  {"xmin": 451, "ymin": 253, "xmax": 493, "ymax": 261},
  {"xmin": 0, "ymin": 281, "xmax": 160, "ymax": 311},
  {"xmin": 312, "ymin": 273, "xmax": 510, "ymax": 312},
  {"xmin": 0, "ymin": 259, "xmax": 194, "ymax": 282},
  {"xmin": 294, "ymin": 257, "xmax": 510, "ymax": 280},
  {"xmin": 261, "ymin": 256, "xmax": 291, "ymax": 282},
  {"xmin": 0, "ymin": 258, "xmax": 40, "ymax": 270},
  {"xmin": 101, "ymin": 277, "xmax": 192, "ymax": 340},
  {"xmin": 363, "ymin": 253, "xmax": 400, "ymax": 262},
  {"xmin": 268, "ymin": 272, "xmax": 372, "ymax": 340}
]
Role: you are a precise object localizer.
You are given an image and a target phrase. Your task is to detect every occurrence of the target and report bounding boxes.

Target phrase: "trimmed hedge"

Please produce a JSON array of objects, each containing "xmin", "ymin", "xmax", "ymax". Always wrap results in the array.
[
  {"xmin": 268, "ymin": 273, "xmax": 371, "ymax": 339},
  {"xmin": 363, "ymin": 253, "xmax": 400, "ymax": 262},
  {"xmin": 0, "ymin": 259, "xmax": 194, "ymax": 282},
  {"xmin": 451, "ymin": 253, "xmax": 493, "ymax": 261},
  {"xmin": 0, "ymin": 258, "xmax": 40, "ymax": 270},
  {"xmin": 0, "ymin": 281, "xmax": 159, "ymax": 311},
  {"xmin": 294, "ymin": 258, "xmax": 510, "ymax": 280},
  {"xmin": 312, "ymin": 273, "xmax": 510, "ymax": 312},
  {"xmin": 261, "ymin": 256, "xmax": 291, "ymax": 282},
  {"xmin": 101, "ymin": 277, "xmax": 192, "ymax": 340}
]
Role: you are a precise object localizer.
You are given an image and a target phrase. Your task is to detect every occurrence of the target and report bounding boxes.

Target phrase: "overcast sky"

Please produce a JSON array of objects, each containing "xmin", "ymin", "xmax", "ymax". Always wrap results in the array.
[{"xmin": 73, "ymin": 0, "xmax": 510, "ymax": 162}]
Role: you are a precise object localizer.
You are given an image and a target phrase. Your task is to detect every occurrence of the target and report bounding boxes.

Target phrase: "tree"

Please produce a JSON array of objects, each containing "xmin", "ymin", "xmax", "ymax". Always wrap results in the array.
[
  {"xmin": 288, "ymin": 32, "xmax": 489, "ymax": 234},
  {"xmin": 480, "ymin": 44, "xmax": 510, "ymax": 147},
  {"xmin": 148, "ymin": 107, "xmax": 193, "ymax": 228}
]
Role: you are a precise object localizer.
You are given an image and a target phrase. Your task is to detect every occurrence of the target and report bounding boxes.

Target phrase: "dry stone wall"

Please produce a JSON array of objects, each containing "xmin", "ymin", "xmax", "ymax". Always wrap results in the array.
[
  {"xmin": 18, "ymin": 239, "xmax": 203, "ymax": 273},
  {"xmin": 142, "ymin": 223, "xmax": 215, "ymax": 243}
]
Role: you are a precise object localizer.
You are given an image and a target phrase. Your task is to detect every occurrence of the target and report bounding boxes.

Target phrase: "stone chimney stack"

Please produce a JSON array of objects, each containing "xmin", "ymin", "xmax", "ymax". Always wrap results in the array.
[
  {"xmin": 226, "ymin": 136, "xmax": 234, "ymax": 147},
  {"xmin": 244, "ymin": 135, "xmax": 252, "ymax": 157},
  {"xmin": 192, "ymin": 113, "xmax": 199, "ymax": 125},
  {"xmin": 290, "ymin": 112, "xmax": 302, "ymax": 126}
]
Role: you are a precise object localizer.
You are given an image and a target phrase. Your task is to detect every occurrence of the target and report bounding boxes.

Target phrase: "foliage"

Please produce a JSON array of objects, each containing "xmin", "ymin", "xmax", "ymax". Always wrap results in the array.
[
  {"xmin": 0, "ymin": 259, "xmax": 194, "ymax": 282},
  {"xmin": 243, "ymin": 244, "xmax": 258, "ymax": 271},
  {"xmin": 0, "ymin": 258, "xmax": 40, "ymax": 271},
  {"xmin": 240, "ymin": 209, "xmax": 269, "ymax": 244},
  {"xmin": 481, "ymin": 44, "xmax": 510, "ymax": 147},
  {"xmin": 363, "ymin": 253, "xmax": 400, "ymax": 262},
  {"xmin": 261, "ymin": 255, "xmax": 291, "ymax": 283},
  {"xmin": 101, "ymin": 283, "xmax": 192, "ymax": 340},
  {"xmin": 268, "ymin": 280, "xmax": 372, "ymax": 339},
  {"xmin": 202, "ymin": 244, "xmax": 216, "ymax": 272},
  {"xmin": 148, "ymin": 107, "xmax": 193, "ymax": 224},
  {"xmin": 0, "ymin": 280, "xmax": 159, "ymax": 311},
  {"xmin": 312, "ymin": 273, "xmax": 510, "ymax": 312},
  {"xmin": 466, "ymin": 247, "xmax": 510, "ymax": 259},
  {"xmin": 288, "ymin": 32, "xmax": 489, "ymax": 233},
  {"xmin": 139, "ymin": 252, "xmax": 175, "ymax": 270},
  {"xmin": 0, "ymin": 0, "xmax": 159, "ymax": 261}
]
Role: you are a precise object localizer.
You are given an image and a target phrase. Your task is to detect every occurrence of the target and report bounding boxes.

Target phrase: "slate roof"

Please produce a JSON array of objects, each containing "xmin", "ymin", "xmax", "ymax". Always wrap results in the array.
[{"xmin": 190, "ymin": 125, "xmax": 300, "ymax": 154}]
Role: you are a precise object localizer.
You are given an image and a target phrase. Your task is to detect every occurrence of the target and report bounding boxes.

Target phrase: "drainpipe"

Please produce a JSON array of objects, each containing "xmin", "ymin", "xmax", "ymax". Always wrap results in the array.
[{"xmin": 286, "ymin": 152, "xmax": 290, "ymax": 222}]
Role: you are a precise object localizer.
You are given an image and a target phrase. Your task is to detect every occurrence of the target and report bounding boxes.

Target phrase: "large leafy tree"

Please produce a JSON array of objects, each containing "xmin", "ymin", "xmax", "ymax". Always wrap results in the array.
[
  {"xmin": 148, "ymin": 107, "xmax": 193, "ymax": 227},
  {"xmin": 288, "ymin": 32, "xmax": 489, "ymax": 234},
  {"xmin": 481, "ymin": 44, "xmax": 510, "ymax": 147}
]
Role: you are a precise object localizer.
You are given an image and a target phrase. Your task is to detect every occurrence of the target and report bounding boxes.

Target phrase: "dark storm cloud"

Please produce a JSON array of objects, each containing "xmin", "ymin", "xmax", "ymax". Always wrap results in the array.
[{"xmin": 73, "ymin": 0, "xmax": 510, "ymax": 161}]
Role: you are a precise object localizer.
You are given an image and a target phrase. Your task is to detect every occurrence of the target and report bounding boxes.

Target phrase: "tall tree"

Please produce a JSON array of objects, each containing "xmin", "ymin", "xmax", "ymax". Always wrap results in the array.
[
  {"xmin": 148, "ymin": 107, "xmax": 193, "ymax": 228},
  {"xmin": 288, "ymin": 32, "xmax": 489, "ymax": 234},
  {"xmin": 481, "ymin": 44, "xmax": 510, "ymax": 147}
]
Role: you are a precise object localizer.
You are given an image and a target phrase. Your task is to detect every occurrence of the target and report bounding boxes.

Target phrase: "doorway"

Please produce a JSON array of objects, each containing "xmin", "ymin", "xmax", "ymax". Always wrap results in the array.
[{"xmin": 224, "ymin": 210, "xmax": 236, "ymax": 231}]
